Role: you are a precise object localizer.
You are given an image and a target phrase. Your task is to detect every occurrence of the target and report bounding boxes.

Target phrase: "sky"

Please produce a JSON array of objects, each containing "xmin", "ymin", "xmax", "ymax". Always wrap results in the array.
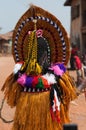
[{"xmin": 0, "ymin": 0, "xmax": 71, "ymax": 34}]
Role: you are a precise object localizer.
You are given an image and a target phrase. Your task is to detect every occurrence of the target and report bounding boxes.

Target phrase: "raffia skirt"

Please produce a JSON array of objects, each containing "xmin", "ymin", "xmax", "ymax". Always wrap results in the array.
[
  {"xmin": 12, "ymin": 91, "xmax": 70, "ymax": 130},
  {"xmin": 2, "ymin": 73, "xmax": 76, "ymax": 130}
]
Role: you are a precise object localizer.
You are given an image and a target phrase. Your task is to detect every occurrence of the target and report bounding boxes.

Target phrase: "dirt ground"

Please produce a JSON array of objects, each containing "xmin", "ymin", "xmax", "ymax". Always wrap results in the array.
[{"xmin": 0, "ymin": 56, "xmax": 86, "ymax": 130}]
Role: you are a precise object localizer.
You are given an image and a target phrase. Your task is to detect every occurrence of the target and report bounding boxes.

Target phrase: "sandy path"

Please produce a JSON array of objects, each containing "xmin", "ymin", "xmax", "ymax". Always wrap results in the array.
[{"xmin": 0, "ymin": 56, "xmax": 15, "ymax": 130}]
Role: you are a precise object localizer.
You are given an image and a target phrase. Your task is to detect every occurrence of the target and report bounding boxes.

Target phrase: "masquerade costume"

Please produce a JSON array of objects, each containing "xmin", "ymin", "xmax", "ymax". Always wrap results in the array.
[{"xmin": 2, "ymin": 5, "xmax": 77, "ymax": 130}]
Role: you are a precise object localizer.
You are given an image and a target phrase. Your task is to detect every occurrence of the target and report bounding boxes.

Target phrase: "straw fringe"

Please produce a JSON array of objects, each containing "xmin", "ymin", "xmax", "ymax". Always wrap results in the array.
[
  {"xmin": 59, "ymin": 71, "xmax": 77, "ymax": 104},
  {"xmin": 1, "ymin": 74, "xmax": 22, "ymax": 108},
  {"xmin": 1, "ymin": 72, "xmax": 77, "ymax": 130},
  {"xmin": 11, "ymin": 91, "xmax": 71, "ymax": 130}
]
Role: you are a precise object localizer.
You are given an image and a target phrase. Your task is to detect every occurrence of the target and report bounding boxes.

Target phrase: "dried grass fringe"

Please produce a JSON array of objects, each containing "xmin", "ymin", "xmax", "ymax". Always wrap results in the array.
[
  {"xmin": 1, "ymin": 73, "xmax": 22, "ymax": 108},
  {"xmin": 1, "ymin": 72, "xmax": 77, "ymax": 130},
  {"xmin": 12, "ymin": 92, "xmax": 71, "ymax": 130}
]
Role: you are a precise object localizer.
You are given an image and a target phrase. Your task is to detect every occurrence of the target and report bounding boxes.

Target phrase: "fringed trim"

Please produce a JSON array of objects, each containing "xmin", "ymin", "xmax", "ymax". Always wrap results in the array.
[
  {"xmin": 58, "ymin": 73, "xmax": 77, "ymax": 105},
  {"xmin": 12, "ymin": 92, "xmax": 62, "ymax": 130},
  {"xmin": 1, "ymin": 73, "xmax": 23, "ymax": 107},
  {"xmin": 60, "ymin": 103, "xmax": 70, "ymax": 123}
]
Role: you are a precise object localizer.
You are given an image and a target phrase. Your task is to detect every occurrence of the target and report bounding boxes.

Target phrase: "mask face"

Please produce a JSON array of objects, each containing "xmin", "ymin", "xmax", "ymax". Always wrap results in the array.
[{"xmin": 37, "ymin": 37, "xmax": 51, "ymax": 66}]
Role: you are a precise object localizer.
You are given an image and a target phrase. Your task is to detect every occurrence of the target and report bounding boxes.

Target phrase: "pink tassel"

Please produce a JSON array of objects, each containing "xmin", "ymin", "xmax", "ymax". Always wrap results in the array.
[
  {"xmin": 17, "ymin": 74, "xmax": 26, "ymax": 86},
  {"xmin": 49, "ymin": 65, "xmax": 64, "ymax": 76}
]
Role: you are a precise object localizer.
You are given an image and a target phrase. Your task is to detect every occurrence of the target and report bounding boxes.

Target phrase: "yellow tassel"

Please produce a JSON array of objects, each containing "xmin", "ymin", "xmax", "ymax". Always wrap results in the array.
[
  {"xmin": 20, "ymin": 60, "xmax": 28, "ymax": 72},
  {"xmin": 35, "ymin": 62, "xmax": 42, "ymax": 74},
  {"xmin": 26, "ymin": 58, "xmax": 42, "ymax": 75}
]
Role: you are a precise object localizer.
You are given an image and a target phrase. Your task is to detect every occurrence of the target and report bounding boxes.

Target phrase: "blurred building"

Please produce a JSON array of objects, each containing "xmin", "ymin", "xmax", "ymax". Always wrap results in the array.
[
  {"xmin": 64, "ymin": 0, "xmax": 86, "ymax": 56},
  {"xmin": 0, "ymin": 31, "xmax": 13, "ymax": 54}
]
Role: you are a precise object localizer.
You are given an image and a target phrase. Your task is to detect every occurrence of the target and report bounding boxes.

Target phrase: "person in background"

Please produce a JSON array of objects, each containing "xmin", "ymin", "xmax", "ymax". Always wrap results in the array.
[
  {"xmin": 70, "ymin": 44, "xmax": 78, "ymax": 70},
  {"xmin": 74, "ymin": 53, "xmax": 84, "ymax": 86}
]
